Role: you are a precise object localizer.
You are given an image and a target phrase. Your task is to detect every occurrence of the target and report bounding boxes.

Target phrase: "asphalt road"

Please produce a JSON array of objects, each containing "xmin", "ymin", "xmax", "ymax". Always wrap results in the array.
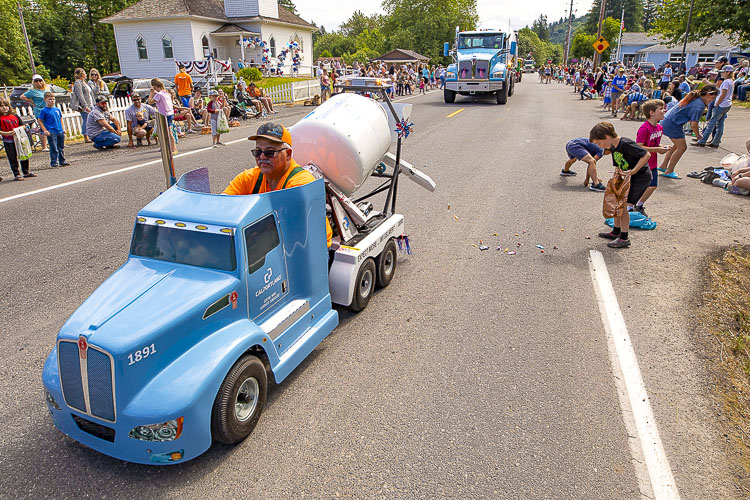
[{"xmin": 1, "ymin": 80, "xmax": 749, "ymax": 498}]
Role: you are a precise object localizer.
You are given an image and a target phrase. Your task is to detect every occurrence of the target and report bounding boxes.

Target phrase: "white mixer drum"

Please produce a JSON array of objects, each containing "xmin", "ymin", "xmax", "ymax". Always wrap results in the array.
[{"xmin": 289, "ymin": 93, "xmax": 391, "ymax": 196}]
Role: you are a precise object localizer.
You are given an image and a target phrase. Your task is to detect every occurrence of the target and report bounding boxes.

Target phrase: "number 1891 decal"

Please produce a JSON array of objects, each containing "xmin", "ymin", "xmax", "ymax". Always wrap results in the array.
[{"xmin": 127, "ymin": 344, "xmax": 156, "ymax": 366}]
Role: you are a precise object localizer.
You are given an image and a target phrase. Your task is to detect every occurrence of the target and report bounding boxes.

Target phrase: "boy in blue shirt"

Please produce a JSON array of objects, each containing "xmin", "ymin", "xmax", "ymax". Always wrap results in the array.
[
  {"xmin": 38, "ymin": 92, "xmax": 70, "ymax": 167},
  {"xmin": 610, "ymin": 68, "xmax": 627, "ymax": 116},
  {"xmin": 562, "ymin": 137, "xmax": 606, "ymax": 192}
]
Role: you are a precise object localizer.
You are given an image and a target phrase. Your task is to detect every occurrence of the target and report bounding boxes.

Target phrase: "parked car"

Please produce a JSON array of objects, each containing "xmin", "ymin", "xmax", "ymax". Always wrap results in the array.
[
  {"xmin": 688, "ymin": 62, "xmax": 714, "ymax": 78},
  {"xmin": 9, "ymin": 84, "xmax": 71, "ymax": 110},
  {"xmin": 636, "ymin": 61, "xmax": 656, "ymax": 75},
  {"xmin": 112, "ymin": 78, "xmax": 175, "ymax": 100}
]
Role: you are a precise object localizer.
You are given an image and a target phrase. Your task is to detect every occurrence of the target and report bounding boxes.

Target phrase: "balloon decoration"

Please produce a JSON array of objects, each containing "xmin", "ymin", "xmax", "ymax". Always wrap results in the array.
[{"xmin": 239, "ymin": 37, "xmax": 303, "ymax": 74}]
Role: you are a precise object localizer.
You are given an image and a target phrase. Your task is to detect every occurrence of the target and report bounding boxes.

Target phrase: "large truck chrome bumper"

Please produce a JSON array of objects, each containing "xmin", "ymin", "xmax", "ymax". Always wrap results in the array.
[{"xmin": 445, "ymin": 81, "xmax": 504, "ymax": 92}]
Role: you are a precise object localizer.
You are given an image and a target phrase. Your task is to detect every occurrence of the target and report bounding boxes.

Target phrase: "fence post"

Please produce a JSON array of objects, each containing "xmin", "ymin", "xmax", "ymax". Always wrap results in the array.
[{"xmin": 290, "ymin": 81, "xmax": 295, "ymax": 102}]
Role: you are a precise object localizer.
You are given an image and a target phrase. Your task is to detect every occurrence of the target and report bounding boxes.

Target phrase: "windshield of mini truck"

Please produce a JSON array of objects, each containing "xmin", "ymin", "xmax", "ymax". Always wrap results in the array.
[
  {"xmin": 458, "ymin": 33, "xmax": 504, "ymax": 50},
  {"xmin": 130, "ymin": 218, "xmax": 237, "ymax": 272}
]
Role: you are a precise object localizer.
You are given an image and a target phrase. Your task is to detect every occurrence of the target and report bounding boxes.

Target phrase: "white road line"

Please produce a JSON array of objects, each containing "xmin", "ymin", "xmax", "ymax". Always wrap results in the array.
[
  {"xmin": 0, "ymin": 137, "xmax": 247, "ymax": 204},
  {"xmin": 589, "ymin": 250, "xmax": 680, "ymax": 500}
]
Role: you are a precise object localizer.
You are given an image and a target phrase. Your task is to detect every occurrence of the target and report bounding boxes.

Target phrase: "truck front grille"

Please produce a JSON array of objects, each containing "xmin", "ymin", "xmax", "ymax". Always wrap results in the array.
[
  {"xmin": 72, "ymin": 415, "xmax": 116, "ymax": 442},
  {"xmin": 58, "ymin": 339, "xmax": 116, "ymax": 422}
]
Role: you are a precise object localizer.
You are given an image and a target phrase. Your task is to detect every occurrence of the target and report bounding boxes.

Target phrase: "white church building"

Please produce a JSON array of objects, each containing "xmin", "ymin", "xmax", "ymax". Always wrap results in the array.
[{"xmin": 102, "ymin": 0, "xmax": 316, "ymax": 79}]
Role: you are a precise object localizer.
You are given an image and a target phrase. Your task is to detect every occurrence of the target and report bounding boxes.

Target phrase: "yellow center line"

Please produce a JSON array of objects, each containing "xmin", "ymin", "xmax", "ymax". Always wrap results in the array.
[{"xmin": 446, "ymin": 108, "xmax": 465, "ymax": 118}]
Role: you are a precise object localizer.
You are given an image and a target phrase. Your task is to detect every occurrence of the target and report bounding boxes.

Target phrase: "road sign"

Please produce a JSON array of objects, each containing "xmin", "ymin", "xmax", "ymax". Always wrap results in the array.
[{"xmin": 592, "ymin": 36, "xmax": 609, "ymax": 54}]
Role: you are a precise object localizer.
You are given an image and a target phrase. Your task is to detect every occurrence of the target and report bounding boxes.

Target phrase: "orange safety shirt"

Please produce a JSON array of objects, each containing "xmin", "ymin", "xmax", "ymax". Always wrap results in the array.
[
  {"xmin": 223, "ymin": 160, "xmax": 332, "ymax": 247},
  {"xmin": 174, "ymin": 72, "xmax": 193, "ymax": 97}
]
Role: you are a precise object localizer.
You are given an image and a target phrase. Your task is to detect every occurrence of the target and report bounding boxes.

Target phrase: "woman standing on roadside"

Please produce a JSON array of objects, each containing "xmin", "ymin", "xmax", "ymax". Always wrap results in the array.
[
  {"xmin": 88, "ymin": 68, "xmax": 109, "ymax": 100},
  {"xmin": 20, "ymin": 74, "xmax": 49, "ymax": 151},
  {"xmin": 72, "ymin": 68, "xmax": 93, "ymax": 143},
  {"xmin": 658, "ymin": 84, "xmax": 718, "ymax": 179}
]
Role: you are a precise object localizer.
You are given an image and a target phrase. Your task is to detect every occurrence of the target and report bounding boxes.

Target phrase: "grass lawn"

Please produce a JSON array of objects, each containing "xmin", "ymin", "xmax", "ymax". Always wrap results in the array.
[{"xmin": 735, "ymin": 100, "xmax": 750, "ymax": 109}]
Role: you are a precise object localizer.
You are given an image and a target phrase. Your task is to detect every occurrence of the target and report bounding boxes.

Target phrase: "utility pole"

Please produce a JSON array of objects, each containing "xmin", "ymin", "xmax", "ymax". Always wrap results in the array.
[
  {"xmin": 563, "ymin": 0, "xmax": 574, "ymax": 65},
  {"xmin": 616, "ymin": 6, "xmax": 625, "ymax": 63},
  {"xmin": 17, "ymin": 1, "xmax": 36, "ymax": 75},
  {"xmin": 592, "ymin": 0, "xmax": 607, "ymax": 69},
  {"xmin": 679, "ymin": 0, "xmax": 696, "ymax": 76}
]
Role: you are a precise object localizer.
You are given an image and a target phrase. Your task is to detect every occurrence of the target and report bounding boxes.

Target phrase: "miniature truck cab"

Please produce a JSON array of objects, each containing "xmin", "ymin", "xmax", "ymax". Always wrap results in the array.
[
  {"xmin": 443, "ymin": 28, "xmax": 519, "ymax": 105},
  {"xmin": 42, "ymin": 87, "xmax": 435, "ymax": 465}
]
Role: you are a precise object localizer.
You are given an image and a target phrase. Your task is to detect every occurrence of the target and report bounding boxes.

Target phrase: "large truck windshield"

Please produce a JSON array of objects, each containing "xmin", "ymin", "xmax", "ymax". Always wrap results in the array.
[
  {"xmin": 458, "ymin": 34, "xmax": 504, "ymax": 50},
  {"xmin": 131, "ymin": 223, "xmax": 237, "ymax": 272}
]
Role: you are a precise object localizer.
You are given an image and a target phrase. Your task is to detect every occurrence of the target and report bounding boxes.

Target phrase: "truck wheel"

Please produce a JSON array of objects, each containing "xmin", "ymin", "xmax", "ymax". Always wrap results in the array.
[
  {"xmin": 496, "ymin": 82, "xmax": 508, "ymax": 105},
  {"xmin": 508, "ymin": 79, "xmax": 515, "ymax": 96},
  {"xmin": 375, "ymin": 239, "xmax": 397, "ymax": 288},
  {"xmin": 211, "ymin": 355, "xmax": 267, "ymax": 444},
  {"xmin": 444, "ymin": 89, "xmax": 456, "ymax": 103},
  {"xmin": 350, "ymin": 258, "xmax": 376, "ymax": 312}
]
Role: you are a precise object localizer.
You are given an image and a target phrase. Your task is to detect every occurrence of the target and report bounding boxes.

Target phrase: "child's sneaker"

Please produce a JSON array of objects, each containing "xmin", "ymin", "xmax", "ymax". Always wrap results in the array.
[
  {"xmin": 634, "ymin": 205, "xmax": 648, "ymax": 217},
  {"xmin": 589, "ymin": 182, "xmax": 606, "ymax": 192},
  {"xmin": 560, "ymin": 169, "xmax": 577, "ymax": 176},
  {"xmin": 607, "ymin": 237, "xmax": 631, "ymax": 248},
  {"xmin": 598, "ymin": 231, "xmax": 619, "ymax": 240}
]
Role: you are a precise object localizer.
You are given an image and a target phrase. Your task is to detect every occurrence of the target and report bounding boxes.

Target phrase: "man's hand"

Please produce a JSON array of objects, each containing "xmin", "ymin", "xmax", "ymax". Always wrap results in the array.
[{"xmin": 656, "ymin": 146, "xmax": 670, "ymax": 154}]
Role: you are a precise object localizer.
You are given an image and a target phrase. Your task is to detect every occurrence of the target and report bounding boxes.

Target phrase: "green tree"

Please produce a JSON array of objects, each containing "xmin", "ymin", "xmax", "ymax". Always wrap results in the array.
[
  {"xmin": 314, "ymin": 32, "xmax": 356, "ymax": 57},
  {"xmin": 651, "ymin": 0, "xmax": 750, "ymax": 45},
  {"xmin": 278, "ymin": 0, "xmax": 298, "ymax": 15},
  {"xmin": 355, "ymin": 28, "xmax": 387, "ymax": 55},
  {"xmin": 518, "ymin": 27, "xmax": 548, "ymax": 65},
  {"xmin": 531, "ymin": 14, "xmax": 549, "ymax": 42},
  {"xmin": 572, "ymin": 17, "xmax": 620, "ymax": 61},
  {"xmin": 339, "ymin": 10, "xmax": 382, "ymax": 38},
  {"xmin": 382, "ymin": 0, "xmax": 479, "ymax": 63},
  {"xmin": 584, "ymin": 0, "xmax": 642, "ymax": 34},
  {"xmin": 641, "ymin": 0, "xmax": 659, "ymax": 31},
  {"xmin": 0, "ymin": 0, "xmax": 35, "ymax": 84}
]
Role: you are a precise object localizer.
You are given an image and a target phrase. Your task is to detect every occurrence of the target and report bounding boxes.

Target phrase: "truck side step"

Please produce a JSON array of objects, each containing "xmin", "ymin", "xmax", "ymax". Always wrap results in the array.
[
  {"xmin": 260, "ymin": 299, "xmax": 309, "ymax": 340},
  {"xmin": 273, "ymin": 307, "xmax": 338, "ymax": 383}
]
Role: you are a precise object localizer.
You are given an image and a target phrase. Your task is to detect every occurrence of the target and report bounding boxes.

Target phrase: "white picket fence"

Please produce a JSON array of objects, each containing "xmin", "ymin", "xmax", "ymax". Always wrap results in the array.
[
  {"xmin": 16, "ymin": 96, "xmax": 134, "ymax": 140},
  {"xmin": 13, "ymin": 81, "xmax": 320, "ymax": 140},
  {"xmin": 264, "ymin": 79, "xmax": 320, "ymax": 104}
]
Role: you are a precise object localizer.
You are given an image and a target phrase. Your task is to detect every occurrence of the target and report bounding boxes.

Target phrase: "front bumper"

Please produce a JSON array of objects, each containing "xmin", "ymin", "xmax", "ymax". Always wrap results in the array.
[
  {"xmin": 445, "ymin": 80, "xmax": 504, "ymax": 92},
  {"xmin": 43, "ymin": 349, "xmax": 211, "ymax": 465}
]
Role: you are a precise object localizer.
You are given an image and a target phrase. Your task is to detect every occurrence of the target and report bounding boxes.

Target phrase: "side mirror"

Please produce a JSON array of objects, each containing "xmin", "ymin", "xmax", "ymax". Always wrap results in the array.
[
  {"xmin": 510, "ymin": 42, "xmax": 517, "ymax": 55},
  {"xmin": 444, "ymin": 42, "xmax": 450, "ymax": 57}
]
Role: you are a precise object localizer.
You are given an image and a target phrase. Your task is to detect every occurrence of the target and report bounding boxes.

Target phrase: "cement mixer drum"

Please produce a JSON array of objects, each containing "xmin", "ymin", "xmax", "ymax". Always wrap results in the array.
[{"xmin": 289, "ymin": 93, "xmax": 392, "ymax": 196}]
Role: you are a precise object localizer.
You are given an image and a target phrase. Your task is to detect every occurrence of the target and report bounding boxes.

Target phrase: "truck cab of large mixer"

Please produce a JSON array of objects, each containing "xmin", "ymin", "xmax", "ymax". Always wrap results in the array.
[{"xmin": 443, "ymin": 28, "xmax": 518, "ymax": 104}]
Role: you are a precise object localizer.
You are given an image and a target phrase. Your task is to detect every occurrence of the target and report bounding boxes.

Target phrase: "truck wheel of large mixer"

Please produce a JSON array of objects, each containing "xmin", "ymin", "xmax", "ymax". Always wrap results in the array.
[
  {"xmin": 497, "ymin": 82, "xmax": 508, "ymax": 105},
  {"xmin": 444, "ymin": 89, "xmax": 456, "ymax": 103},
  {"xmin": 350, "ymin": 258, "xmax": 376, "ymax": 312},
  {"xmin": 375, "ymin": 239, "xmax": 397, "ymax": 289}
]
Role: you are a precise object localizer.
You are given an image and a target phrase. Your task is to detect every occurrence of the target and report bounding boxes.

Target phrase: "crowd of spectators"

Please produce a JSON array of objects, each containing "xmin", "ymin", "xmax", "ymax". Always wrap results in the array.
[{"xmin": 317, "ymin": 60, "xmax": 447, "ymax": 99}]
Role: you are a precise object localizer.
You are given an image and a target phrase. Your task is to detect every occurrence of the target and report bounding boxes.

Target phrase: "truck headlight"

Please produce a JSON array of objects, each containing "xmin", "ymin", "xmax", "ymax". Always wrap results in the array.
[
  {"xmin": 492, "ymin": 72, "xmax": 504, "ymax": 79},
  {"xmin": 129, "ymin": 417, "xmax": 184, "ymax": 442},
  {"xmin": 45, "ymin": 390, "xmax": 60, "ymax": 411},
  {"xmin": 447, "ymin": 72, "xmax": 456, "ymax": 79}
]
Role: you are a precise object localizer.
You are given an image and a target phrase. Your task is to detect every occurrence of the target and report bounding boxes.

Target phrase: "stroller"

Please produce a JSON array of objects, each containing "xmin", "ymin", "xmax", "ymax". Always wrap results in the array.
[{"xmin": 227, "ymin": 98, "xmax": 248, "ymax": 120}]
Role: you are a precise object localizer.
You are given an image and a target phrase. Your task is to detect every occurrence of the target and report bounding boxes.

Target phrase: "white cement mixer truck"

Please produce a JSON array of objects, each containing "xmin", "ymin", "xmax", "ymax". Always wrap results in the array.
[{"xmin": 42, "ymin": 78, "xmax": 436, "ymax": 465}]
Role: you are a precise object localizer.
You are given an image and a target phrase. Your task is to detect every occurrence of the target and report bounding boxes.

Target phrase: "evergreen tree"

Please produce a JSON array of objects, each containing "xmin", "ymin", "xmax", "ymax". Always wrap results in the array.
[
  {"xmin": 278, "ymin": 0, "xmax": 298, "ymax": 15},
  {"xmin": 584, "ymin": 0, "xmax": 643, "ymax": 34},
  {"xmin": 531, "ymin": 14, "xmax": 549, "ymax": 42},
  {"xmin": 642, "ymin": 0, "xmax": 659, "ymax": 31}
]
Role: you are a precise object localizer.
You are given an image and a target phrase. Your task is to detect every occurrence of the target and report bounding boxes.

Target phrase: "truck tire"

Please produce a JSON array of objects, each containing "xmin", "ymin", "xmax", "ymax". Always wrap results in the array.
[
  {"xmin": 444, "ymin": 89, "xmax": 456, "ymax": 103},
  {"xmin": 211, "ymin": 354, "xmax": 267, "ymax": 444},
  {"xmin": 375, "ymin": 239, "xmax": 397, "ymax": 288},
  {"xmin": 508, "ymin": 78, "xmax": 515, "ymax": 96},
  {"xmin": 496, "ymin": 81, "xmax": 508, "ymax": 105},
  {"xmin": 350, "ymin": 258, "xmax": 376, "ymax": 312}
]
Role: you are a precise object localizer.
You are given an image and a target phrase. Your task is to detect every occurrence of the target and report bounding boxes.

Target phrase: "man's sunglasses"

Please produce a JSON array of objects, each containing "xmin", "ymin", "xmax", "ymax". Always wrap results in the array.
[{"xmin": 251, "ymin": 148, "xmax": 287, "ymax": 159}]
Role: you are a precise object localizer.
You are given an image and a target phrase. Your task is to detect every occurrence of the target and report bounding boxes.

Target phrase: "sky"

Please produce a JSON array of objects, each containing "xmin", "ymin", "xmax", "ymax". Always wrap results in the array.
[{"xmin": 293, "ymin": 0, "xmax": 595, "ymax": 34}]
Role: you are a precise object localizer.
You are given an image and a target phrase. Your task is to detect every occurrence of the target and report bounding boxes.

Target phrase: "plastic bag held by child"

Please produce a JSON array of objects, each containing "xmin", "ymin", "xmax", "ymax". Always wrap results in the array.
[{"xmin": 602, "ymin": 169, "xmax": 631, "ymax": 219}]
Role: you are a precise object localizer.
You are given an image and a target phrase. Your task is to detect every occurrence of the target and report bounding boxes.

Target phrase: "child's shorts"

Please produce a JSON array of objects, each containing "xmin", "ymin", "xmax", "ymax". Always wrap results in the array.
[
  {"xmin": 627, "ymin": 169, "xmax": 652, "ymax": 205},
  {"xmin": 210, "ymin": 114, "xmax": 219, "ymax": 136},
  {"xmin": 649, "ymin": 167, "xmax": 658, "ymax": 187}
]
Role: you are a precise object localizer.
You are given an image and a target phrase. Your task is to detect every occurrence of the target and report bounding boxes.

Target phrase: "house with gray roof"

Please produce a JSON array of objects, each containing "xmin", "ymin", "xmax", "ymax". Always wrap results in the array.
[
  {"xmin": 102, "ymin": 0, "xmax": 317, "ymax": 79},
  {"xmin": 617, "ymin": 32, "xmax": 748, "ymax": 69}
]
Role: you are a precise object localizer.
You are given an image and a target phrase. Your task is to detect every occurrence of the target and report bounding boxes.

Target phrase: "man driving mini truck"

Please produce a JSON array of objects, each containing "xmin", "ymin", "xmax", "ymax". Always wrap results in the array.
[{"xmin": 223, "ymin": 122, "xmax": 332, "ymax": 247}]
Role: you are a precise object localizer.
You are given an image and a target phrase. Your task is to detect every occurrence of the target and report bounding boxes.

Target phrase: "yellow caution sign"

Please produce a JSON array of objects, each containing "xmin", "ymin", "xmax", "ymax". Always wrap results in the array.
[{"xmin": 592, "ymin": 36, "xmax": 610, "ymax": 54}]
